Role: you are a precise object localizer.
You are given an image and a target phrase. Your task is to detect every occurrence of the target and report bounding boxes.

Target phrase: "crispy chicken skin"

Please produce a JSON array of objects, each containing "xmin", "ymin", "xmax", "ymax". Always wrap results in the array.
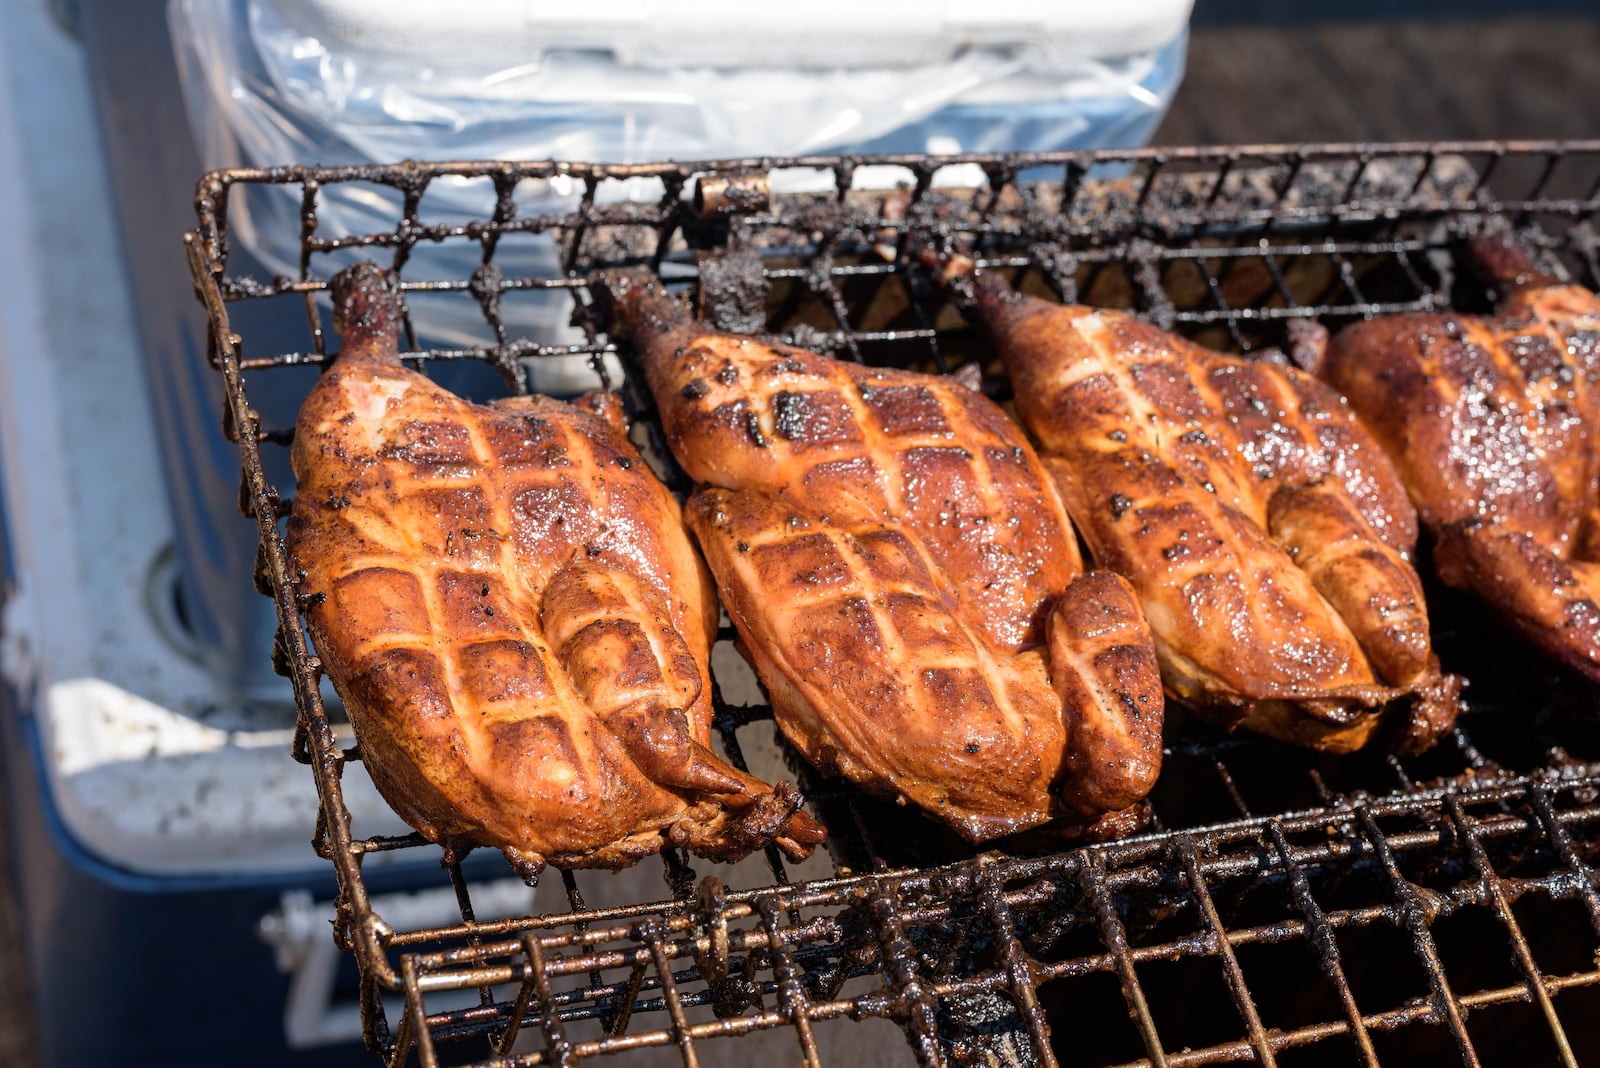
[
  {"xmin": 1320, "ymin": 245, "xmax": 1600, "ymax": 684},
  {"xmin": 287, "ymin": 263, "xmax": 823, "ymax": 876},
  {"xmin": 935, "ymin": 256, "xmax": 1461, "ymax": 754},
  {"xmin": 594, "ymin": 271, "xmax": 1165, "ymax": 841}
]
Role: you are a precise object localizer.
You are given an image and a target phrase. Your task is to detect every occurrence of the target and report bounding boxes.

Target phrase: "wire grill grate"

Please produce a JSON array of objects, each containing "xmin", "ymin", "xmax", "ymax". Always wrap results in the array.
[{"xmin": 187, "ymin": 141, "xmax": 1600, "ymax": 1067}]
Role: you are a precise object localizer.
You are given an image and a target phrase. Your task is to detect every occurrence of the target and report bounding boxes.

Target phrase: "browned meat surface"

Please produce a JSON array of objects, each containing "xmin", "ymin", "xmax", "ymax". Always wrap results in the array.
[
  {"xmin": 1321, "ymin": 263, "xmax": 1600, "ymax": 684},
  {"xmin": 596, "ymin": 271, "xmax": 1166, "ymax": 841},
  {"xmin": 287, "ymin": 263, "xmax": 823, "ymax": 875},
  {"xmin": 937, "ymin": 257, "xmax": 1461, "ymax": 753}
]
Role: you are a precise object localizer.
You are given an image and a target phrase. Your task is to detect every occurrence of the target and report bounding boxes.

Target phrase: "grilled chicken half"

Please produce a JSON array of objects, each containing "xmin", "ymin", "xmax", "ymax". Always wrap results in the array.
[
  {"xmin": 287, "ymin": 263, "xmax": 823, "ymax": 876},
  {"xmin": 594, "ymin": 271, "xmax": 1165, "ymax": 841},
  {"xmin": 1319, "ymin": 235, "xmax": 1600, "ymax": 684},
  {"xmin": 934, "ymin": 255, "xmax": 1462, "ymax": 753}
]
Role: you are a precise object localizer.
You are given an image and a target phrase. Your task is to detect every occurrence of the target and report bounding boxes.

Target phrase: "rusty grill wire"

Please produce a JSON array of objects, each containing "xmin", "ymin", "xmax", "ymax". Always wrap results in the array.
[{"xmin": 185, "ymin": 141, "xmax": 1600, "ymax": 1068}]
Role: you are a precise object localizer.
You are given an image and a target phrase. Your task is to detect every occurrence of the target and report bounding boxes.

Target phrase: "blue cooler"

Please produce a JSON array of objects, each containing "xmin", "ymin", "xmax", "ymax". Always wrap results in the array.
[{"xmin": 0, "ymin": 3, "xmax": 534, "ymax": 1064}]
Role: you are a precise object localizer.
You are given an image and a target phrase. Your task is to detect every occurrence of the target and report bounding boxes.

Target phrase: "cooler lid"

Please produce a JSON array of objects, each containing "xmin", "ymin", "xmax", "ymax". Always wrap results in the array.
[{"xmin": 266, "ymin": 0, "xmax": 1195, "ymax": 69}]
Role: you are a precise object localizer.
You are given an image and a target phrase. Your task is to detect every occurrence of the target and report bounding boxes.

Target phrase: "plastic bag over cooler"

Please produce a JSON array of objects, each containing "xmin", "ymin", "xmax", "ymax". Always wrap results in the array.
[{"xmin": 169, "ymin": 0, "xmax": 1191, "ymax": 358}]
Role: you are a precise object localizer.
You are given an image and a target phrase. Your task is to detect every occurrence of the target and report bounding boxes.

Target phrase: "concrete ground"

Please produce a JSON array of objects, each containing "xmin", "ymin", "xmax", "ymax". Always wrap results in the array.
[
  {"xmin": 0, "ymin": 7, "xmax": 1595, "ymax": 1067},
  {"xmin": 1156, "ymin": 14, "xmax": 1600, "ymax": 145}
]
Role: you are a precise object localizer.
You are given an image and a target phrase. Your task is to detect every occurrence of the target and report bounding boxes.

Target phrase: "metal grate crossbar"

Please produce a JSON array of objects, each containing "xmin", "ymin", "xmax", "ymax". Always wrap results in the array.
[{"xmin": 186, "ymin": 141, "xmax": 1600, "ymax": 1067}]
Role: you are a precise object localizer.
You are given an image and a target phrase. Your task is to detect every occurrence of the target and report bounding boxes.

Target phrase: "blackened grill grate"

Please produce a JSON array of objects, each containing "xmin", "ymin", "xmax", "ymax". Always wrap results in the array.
[{"xmin": 186, "ymin": 142, "xmax": 1600, "ymax": 1068}]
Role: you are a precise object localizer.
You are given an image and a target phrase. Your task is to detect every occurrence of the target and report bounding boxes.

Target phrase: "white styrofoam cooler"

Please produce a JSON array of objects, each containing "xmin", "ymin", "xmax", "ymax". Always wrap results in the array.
[{"xmin": 170, "ymin": 0, "xmax": 1192, "ymax": 334}]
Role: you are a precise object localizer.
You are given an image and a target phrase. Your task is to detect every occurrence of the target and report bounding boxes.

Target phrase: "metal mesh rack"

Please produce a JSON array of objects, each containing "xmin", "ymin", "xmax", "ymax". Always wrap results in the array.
[{"xmin": 187, "ymin": 141, "xmax": 1600, "ymax": 1068}]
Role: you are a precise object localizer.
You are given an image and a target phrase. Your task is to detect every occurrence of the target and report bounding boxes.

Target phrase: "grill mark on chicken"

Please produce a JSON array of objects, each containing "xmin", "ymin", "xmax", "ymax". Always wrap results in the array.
[
  {"xmin": 860, "ymin": 384, "xmax": 951, "ymax": 436},
  {"xmin": 825, "ymin": 369, "xmax": 1024, "ymax": 546},
  {"xmin": 458, "ymin": 639, "xmax": 556, "ymax": 714},
  {"xmin": 425, "ymin": 409, "xmax": 588, "ymax": 776},
  {"xmin": 701, "ymin": 487, "xmax": 1058, "ymax": 824},
  {"xmin": 427, "ymin": 411, "xmax": 502, "ymax": 773},
  {"xmin": 1051, "ymin": 346, "xmax": 1376, "ymax": 699},
  {"xmin": 831, "ymin": 521, "xmax": 1034, "ymax": 741},
  {"xmin": 723, "ymin": 519, "xmax": 1017, "ymax": 753},
  {"xmin": 713, "ymin": 349, "xmax": 1074, "ymax": 651}
]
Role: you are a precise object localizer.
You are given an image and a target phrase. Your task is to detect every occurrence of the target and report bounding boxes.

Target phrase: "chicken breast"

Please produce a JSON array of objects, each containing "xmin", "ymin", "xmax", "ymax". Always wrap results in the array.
[
  {"xmin": 287, "ymin": 262, "xmax": 823, "ymax": 876},
  {"xmin": 934, "ymin": 254, "xmax": 1462, "ymax": 753},
  {"xmin": 594, "ymin": 270, "xmax": 1165, "ymax": 841}
]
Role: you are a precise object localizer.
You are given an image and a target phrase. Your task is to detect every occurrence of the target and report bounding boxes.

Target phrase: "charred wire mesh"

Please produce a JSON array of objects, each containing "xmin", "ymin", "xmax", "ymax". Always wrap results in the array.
[{"xmin": 187, "ymin": 142, "xmax": 1600, "ymax": 1068}]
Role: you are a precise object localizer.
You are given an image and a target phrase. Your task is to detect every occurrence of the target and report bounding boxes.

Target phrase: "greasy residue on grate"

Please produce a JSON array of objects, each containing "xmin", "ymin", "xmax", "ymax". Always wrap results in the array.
[{"xmin": 188, "ymin": 142, "xmax": 1600, "ymax": 1068}]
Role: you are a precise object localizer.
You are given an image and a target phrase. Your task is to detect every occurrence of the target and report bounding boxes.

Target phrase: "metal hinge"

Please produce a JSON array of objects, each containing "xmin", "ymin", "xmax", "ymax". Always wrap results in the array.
[{"xmin": 258, "ymin": 879, "xmax": 536, "ymax": 1049}]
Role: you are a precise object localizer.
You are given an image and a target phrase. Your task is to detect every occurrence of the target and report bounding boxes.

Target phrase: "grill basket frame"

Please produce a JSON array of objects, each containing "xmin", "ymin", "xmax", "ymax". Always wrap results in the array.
[{"xmin": 186, "ymin": 141, "xmax": 1600, "ymax": 1068}]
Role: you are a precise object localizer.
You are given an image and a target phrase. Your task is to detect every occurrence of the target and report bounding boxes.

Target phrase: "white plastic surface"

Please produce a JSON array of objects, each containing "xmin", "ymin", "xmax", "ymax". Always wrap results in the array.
[
  {"xmin": 259, "ymin": 0, "xmax": 1193, "ymax": 68},
  {"xmin": 168, "ymin": 0, "xmax": 1188, "ymax": 350}
]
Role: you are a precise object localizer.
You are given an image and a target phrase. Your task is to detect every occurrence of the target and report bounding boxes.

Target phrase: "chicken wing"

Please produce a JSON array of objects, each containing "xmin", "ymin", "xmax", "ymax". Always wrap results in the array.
[
  {"xmin": 1319, "ymin": 235, "xmax": 1600, "ymax": 684},
  {"xmin": 934, "ymin": 255, "xmax": 1462, "ymax": 753},
  {"xmin": 593, "ymin": 271, "xmax": 1165, "ymax": 840},
  {"xmin": 287, "ymin": 263, "xmax": 823, "ymax": 876}
]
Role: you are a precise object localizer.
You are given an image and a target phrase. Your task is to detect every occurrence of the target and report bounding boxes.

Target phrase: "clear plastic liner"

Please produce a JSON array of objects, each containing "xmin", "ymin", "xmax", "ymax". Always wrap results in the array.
[{"xmin": 169, "ymin": 0, "xmax": 1189, "ymax": 358}]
